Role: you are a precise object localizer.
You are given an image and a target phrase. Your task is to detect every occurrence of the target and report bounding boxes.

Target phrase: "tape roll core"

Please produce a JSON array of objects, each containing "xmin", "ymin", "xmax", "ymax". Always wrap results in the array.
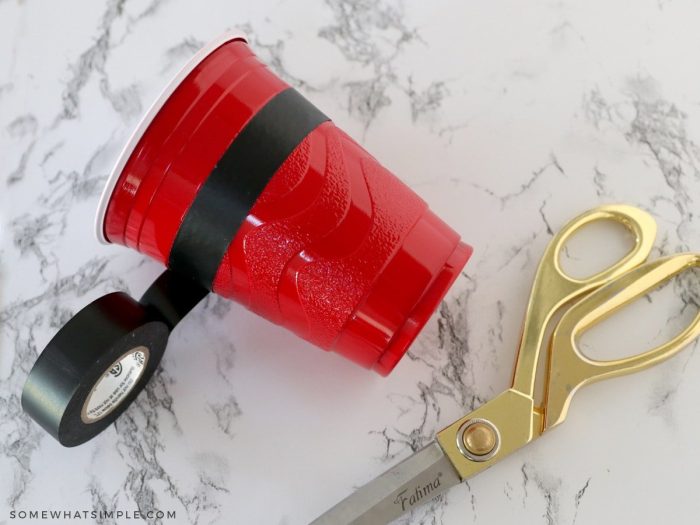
[{"xmin": 80, "ymin": 345, "xmax": 150, "ymax": 424}]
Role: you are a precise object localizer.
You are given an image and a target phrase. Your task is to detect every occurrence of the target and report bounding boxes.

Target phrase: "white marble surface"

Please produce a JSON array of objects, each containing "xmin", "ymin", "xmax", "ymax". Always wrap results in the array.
[{"xmin": 3, "ymin": 1, "xmax": 700, "ymax": 524}]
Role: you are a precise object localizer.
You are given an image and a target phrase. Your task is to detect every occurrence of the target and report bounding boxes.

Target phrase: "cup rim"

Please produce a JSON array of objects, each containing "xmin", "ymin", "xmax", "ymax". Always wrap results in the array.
[{"xmin": 94, "ymin": 31, "xmax": 248, "ymax": 244}]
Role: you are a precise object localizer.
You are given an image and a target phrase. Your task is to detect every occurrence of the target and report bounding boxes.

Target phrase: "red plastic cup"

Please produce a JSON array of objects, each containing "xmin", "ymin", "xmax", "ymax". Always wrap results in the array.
[{"xmin": 95, "ymin": 33, "xmax": 472, "ymax": 375}]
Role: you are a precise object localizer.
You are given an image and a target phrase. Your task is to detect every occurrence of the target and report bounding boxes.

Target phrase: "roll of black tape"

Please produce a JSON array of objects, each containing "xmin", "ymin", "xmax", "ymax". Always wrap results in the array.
[{"xmin": 22, "ymin": 270, "xmax": 208, "ymax": 446}]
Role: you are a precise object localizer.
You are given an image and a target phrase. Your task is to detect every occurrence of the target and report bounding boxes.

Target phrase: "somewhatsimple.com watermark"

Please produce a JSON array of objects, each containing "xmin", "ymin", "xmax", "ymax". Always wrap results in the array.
[{"xmin": 9, "ymin": 509, "xmax": 176, "ymax": 520}]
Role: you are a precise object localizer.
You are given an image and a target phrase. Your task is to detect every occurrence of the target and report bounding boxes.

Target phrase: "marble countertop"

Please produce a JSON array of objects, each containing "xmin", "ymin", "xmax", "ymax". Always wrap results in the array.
[{"xmin": 3, "ymin": 1, "xmax": 700, "ymax": 524}]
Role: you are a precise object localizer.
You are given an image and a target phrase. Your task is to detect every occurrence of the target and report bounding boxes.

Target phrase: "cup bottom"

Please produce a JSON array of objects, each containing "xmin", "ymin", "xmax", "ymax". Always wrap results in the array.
[{"xmin": 373, "ymin": 241, "xmax": 473, "ymax": 375}]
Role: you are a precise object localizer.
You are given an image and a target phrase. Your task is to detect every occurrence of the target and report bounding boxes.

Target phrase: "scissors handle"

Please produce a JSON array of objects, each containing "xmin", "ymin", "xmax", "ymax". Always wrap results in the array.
[
  {"xmin": 512, "ymin": 204, "xmax": 657, "ymax": 397},
  {"xmin": 544, "ymin": 204, "xmax": 657, "ymax": 287},
  {"xmin": 544, "ymin": 253, "xmax": 700, "ymax": 429}
]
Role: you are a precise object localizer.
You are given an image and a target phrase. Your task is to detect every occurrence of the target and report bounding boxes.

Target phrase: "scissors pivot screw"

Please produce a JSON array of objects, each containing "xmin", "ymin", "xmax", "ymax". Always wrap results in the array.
[{"xmin": 456, "ymin": 418, "xmax": 500, "ymax": 462}]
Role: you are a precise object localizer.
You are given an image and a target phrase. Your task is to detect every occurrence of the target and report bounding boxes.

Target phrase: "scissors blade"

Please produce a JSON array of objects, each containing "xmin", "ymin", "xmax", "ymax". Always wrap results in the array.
[{"xmin": 310, "ymin": 442, "xmax": 461, "ymax": 525}]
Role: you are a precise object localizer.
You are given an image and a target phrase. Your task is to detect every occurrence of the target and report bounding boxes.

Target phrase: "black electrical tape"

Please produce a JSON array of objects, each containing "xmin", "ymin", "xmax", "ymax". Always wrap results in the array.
[
  {"xmin": 22, "ymin": 270, "xmax": 208, "ymax": 446},
  {"xmin": 168, "ymin": 87, "xmax": 329, "ymax": 289},
  {"xmin": 140, "ymin": 270, "xmax": 209, "ymax": 329}
]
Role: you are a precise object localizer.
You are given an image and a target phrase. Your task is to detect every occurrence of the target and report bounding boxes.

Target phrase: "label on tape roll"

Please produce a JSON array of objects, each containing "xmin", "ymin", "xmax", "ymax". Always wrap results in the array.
[{"xmin": 81, "ymin": 346, "xmax": 150, "ymax": 423}]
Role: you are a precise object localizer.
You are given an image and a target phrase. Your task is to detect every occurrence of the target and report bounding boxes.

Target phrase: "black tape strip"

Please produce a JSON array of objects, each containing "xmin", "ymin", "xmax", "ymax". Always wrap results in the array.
[
  {"xmin": 140, "ymin": 270, "xmax": 209, "ymax": 329},
  {"xmin": 168, "ymin": 87, "xmax": 329, "ymax": 289},
  {"xmin": 22, "ymin": 270, "xmax": 208, "ymax": 446}
]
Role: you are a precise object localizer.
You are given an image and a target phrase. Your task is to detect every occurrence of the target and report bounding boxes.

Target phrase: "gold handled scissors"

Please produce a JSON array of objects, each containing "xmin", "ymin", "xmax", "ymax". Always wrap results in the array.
[{"xmin": 311, "ymin": 204, "xmax": 700, "ymax": 525}]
